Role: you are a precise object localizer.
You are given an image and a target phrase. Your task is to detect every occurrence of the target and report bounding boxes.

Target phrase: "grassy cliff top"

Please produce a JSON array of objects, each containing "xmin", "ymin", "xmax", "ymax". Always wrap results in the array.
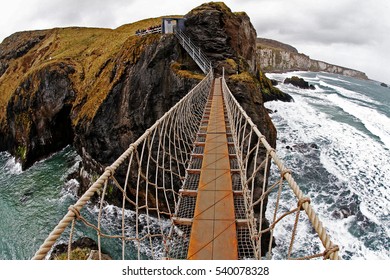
[
  {"xmin": 0, "ymin": 16, "xmax": 178, "ymax": 125},
  {"xmin": 256, "ymin": 38, "xmax": 298, "ymax": 53}
]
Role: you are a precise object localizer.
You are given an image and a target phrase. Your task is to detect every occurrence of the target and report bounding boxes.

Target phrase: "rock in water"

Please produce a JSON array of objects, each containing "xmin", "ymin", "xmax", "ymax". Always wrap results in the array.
[
  {"xmin": 49, "ymin": 237, "xmax": 112, "ymax": 260},
  {"xmin": 87, "ymin": 250, "xmax": 112, "ymax": 260},
  {"xmin": 284, "ymin": 76, "xmax": 315, "ymax": 90}
]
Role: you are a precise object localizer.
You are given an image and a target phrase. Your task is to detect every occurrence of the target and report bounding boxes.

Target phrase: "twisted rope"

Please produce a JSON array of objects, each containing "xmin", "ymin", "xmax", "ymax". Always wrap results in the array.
[
  {"xmin": 221, "ymin": 73, "xmax": 340, "ymax": 260},
  {"xmin": 32, "ymin": 69, "xmax": 214, "ymax": 260}
]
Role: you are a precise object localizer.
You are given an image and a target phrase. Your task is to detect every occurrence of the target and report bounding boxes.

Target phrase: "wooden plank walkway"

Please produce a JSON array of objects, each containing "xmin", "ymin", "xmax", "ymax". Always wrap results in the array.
[{"xmin": 187, "ymin": 78, "xmax": 238, "ymax": 260}]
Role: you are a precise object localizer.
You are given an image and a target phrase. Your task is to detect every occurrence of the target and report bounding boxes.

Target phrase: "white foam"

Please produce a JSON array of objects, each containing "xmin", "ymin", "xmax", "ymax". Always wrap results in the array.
[
  {"xmin": 267, "ymin": 86, "xmax": 390, "ymax": 259},
  {"xmin": 87, "ymin": 203, "xmax": 171, "ymax": 259},
  {"xmin": 327, "ymin": 94, "xmax": 390, "ymax": 149},
  {"xmin": 61, "ymin": 179, "xmax": 80, "ymax": 198},
  {"xmin": 4, "ymin": 156, "xmax": 22, "ymax": 175},
  {"xmin": 319, "ymin": 80, "xmax": 380, "ymax": 105},
  {"xmin": 317, "ymin": 74, "xmax": 352, "ymax": 84},
  {"xmin": 321, "ymin": 214, "xmax": 390, "ymax": 260}
]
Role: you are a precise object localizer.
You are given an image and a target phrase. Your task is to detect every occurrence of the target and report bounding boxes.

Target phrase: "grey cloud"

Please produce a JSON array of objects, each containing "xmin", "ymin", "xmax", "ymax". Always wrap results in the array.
[
  {"xmin": 251, "ymin": 0, "xmax": 388, "ymax": 46},
  {"xmin": 24, "ymin": 0, "xmax": 135, "ymax": 28}
]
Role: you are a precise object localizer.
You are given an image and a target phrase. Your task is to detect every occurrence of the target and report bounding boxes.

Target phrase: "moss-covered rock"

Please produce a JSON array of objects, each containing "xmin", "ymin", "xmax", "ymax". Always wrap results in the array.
[
  {"xmin": 258, "ymin": 71, "xmax": 293, "ymax": 102},
  {"xmin": 284, "ymin": 76, "xmax": 315, "ymax": 90},
  {"xmin": 50, "ymin": 237, "xmax": 112, "ymax": 260}
]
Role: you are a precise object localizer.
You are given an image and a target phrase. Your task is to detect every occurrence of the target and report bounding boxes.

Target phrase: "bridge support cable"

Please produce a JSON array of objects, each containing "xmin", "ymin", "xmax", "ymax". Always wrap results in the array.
[
  {"xmin": 221, "ymin": 72, "xmax": 340, "ymax": 260},
  {"xmin": 175, "ymin": 30, "xmax": 212, "ymax": 74},
  {"xmin": 32, "ymin": 70, "xmax": 214, "ymax": 260}
]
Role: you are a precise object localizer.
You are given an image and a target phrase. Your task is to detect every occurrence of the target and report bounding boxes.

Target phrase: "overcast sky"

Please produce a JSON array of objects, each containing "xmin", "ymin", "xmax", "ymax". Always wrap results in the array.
[{"xmin": 1, "ymin": 0, "xmax": 389, "ymax": 84}]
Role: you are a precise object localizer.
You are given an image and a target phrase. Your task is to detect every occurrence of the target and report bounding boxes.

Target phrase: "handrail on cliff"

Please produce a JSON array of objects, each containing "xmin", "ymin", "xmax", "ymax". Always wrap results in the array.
[
  {"xmin": 175, "ymin": 29, "xmax": 212, "ymax": 74},
  {"xmin": 221, "ymin": 69, "xmax": 340, "ymax": 260}
]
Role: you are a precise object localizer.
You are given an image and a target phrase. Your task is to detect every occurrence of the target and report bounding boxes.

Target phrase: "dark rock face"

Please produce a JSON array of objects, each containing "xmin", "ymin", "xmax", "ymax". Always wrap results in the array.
[
  {"xmin": 380, "ymin": 82, "xmax": 388, "ymax": 88},
  {"xmin": 284, "ymin": 76, "xmax": 315, "ymax": 90},
  {"xmin": 259, "ymin": 71, "xmax": 293, "ymax": 102},
  {"xmin": 185, "ymin": 2, "xmax": 276, "ymax": 148},
  {"xmin": 0, "ymin": 31, "xmax": 47, "ymax": 77},
  {"xmin": 6, "ymin": 63, "xmax": 76, "ymax": 169},
  {"xmin": 184, "ymin": 2, "xmax": 257, "ymax": 75},
  {"xmin": 75, "ymin": 36, "xmax": 198, "ymax": 169},
  {"xmin": 185, "ymin": 2, "xmax": 277, "ymax": 254}
]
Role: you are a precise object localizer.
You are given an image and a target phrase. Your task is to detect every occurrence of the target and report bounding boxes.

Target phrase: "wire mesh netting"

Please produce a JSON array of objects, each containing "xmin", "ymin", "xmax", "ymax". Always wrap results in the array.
[
  {"xmin": 34, "ymin": 60, "xmax": 339, "ymax": 260},
  {"xmin": 222, "ymin": 76, "xmax": 340, "ymax": 260}
]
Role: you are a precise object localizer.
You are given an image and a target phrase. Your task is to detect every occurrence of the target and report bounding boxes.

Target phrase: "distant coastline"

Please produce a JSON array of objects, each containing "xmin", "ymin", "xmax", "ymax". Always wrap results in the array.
[{"xmin": 257, "ymin": 37, "xmax": 368, "ymax": 80}]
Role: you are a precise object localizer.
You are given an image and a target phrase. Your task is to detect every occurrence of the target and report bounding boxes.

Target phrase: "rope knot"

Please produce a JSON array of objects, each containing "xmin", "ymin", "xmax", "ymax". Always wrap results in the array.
[
  {"xmin": 298, "ymin": 197, "xmax": 311, "ymax": 210},
  {"xmin": 323, "ymin": 245, "xmax": 339, "ymax": 260},
  {"xmin": 129, "ymin": 143, "xmax": 137, "ymax": 150},
  {"xmin": 105, "ymin": 166, "xmax": 115, "ymax": 177},
  {"xmin": 280, "ymin": 168, "xmax": 292, "ymax": 178},
  {"xmin": 68, "ymin": 205, "xmax": 81, "ymax": 220},
  {"xmin": 267, "ymin": 148, "xmax": 276, "ymax": 156}
]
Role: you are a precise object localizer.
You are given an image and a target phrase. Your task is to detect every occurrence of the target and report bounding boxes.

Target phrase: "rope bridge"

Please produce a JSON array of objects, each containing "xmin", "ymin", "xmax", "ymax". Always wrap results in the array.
[
  {"xmin": 32, "ymin": 32, "xmax": 340, "ymax": 260},
  {"xmin": 221, "ymin": 75, "xmax": 340, "ymax": 260}
]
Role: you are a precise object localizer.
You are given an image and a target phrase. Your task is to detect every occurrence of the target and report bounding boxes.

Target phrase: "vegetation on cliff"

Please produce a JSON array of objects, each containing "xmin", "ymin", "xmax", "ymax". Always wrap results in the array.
[
  {"xmin": 0, "ymin": 16, "xmax": 202, "ymax": 169},
  {"xmin": 258, "ymin": 71, "xmax": 293, "ymax": 102},
  {"xmin": 0, "ymin": 1, "xmax": 279, "ymax": 256}
]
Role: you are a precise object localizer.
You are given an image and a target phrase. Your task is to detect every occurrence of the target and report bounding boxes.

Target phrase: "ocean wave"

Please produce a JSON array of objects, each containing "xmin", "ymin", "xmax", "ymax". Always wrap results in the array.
[
  {"xmin": 316, "ymin": 74, "xmax": 353, "ymax": 84},
  {"xmin": 321, "ymin": 214, "xmax": 390, "ymax": 260},
  {"xmin": 267, "ymin": 90, "xmax": 390, "ymax": 259},
  {"xmin": 319, "ymin": 80, "xmax": 381, "ymax": 105},
  {"xmin": 0, "ymin": 153, "xmax": 23, "ymax": 175},
  {"xmin": 86, "ymin": 204, "xmax": 171, "ymax": 259},
  {"xmin": 326, "ymin": 94, "xmax": 390, "ymax": 149}
]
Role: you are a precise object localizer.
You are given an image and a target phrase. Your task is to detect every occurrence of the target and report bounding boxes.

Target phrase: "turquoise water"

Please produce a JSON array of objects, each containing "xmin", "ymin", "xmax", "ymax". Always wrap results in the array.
[
  {"xmin": 0, "ymin": 147, "xmax": 79, "ymax": 259},
  {"xmin": 0, "ymin": 147, "xmax": 162, "ymax": 260}
]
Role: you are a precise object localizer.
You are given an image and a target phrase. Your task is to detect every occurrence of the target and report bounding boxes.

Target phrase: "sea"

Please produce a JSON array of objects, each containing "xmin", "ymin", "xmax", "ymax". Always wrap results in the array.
[
  {"xmin": 265, "ymin": 71, "xmax": 390, "ymax": 260},
  {"xmin": 0, "ymin": 71, "xmax": 389, "ymax": 260}
]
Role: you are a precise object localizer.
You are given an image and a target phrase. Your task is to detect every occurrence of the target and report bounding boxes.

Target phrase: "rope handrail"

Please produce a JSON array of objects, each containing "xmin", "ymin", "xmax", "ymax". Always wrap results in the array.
[
  {"xmin": 221, "ymin": 73, "xmax": 340, "ymax": 260},
  {"xmin": 32, "ymin": 69, "xmax": 214, "ymax": 260},
  {"xmin": 175, "ymin": 29, "xmax": 211, "ymax": 74},
  {"xmin": 32, "ymin": 64, "xmax": 341, "ymax": 260}
]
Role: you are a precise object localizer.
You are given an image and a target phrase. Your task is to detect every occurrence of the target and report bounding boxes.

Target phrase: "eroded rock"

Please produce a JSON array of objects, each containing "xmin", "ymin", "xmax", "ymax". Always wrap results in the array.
[{"xmin": 284, "ymin": 76, "xmax": 315, "ymax": 90}]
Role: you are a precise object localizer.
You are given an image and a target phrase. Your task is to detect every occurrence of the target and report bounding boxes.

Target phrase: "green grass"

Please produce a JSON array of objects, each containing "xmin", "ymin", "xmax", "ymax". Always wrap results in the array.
[
  {"xmin": 55, "ymin": 247, "xmax": 91, "ymax": 260},
  {"xmin": 171, "ymin": 62, "xmax": 205, "ymax": 80},
  {"xmin": 0, "ymin": 17, "xmax": 177, "ymax": 127}
]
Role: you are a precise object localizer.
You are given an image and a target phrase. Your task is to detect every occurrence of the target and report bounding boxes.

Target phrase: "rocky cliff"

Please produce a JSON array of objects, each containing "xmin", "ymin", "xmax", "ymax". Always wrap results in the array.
[
  {"xmin": 184, "ymin": 2, "xmax": 276, "ymax": 143},
  {"xmin": 0, "ymin": 18, "xmax": 203, "ymax": 171},
  {"xmin": 257, "ymin": 38, "xmax": 368, "ymax": 80},
  {"xmin": 185, "ymin": 3, "xmax": 277, "ymax": 250},
  {"xmin": 0, "ymin": 2, "xmax": 276, "ymax": 198},
  {"xmin": 0, "ymin": 1, "xmax": 277, "ymax": 256}
]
